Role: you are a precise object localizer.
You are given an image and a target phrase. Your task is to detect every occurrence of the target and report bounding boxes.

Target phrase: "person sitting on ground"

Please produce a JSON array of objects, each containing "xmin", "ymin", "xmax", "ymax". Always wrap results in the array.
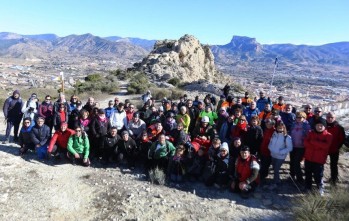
[
  {"xmin": 18, "ymin": 117, "xmax": 35, "ymax": 156},
  {"xmin": 102, "ymin": 127, "xmax": 121, "ymax": 165},
  {"xmin": 30, "ymin": 116, "xmax": 51, "ymax": 158},
  {"xmin": 230, "ymin": 146, "xmax": 260, "ymax": 198},
  {"xmin": 168, "ymin": 145, "xmax": 187, "ymax": 183},
  {"xmin": 304, "ymin": 118, "xmax": 332, "ymax": 195},
  {"xmin": 205, "ymin": 142, "xmax": 230, "ymax": 188},
  {"xmin": 47, "ymin": 122, "xmax": 75, "ymax": 160},
  {"xmin": 147, "ymin": 121, "xmax": 166, "ymax": 142},
  {"xmin": 268, "ymin": 122, "xmax": 293, "ymax": 190},
  {"xmin": 191, "ymin": 116, "xmax": 215, "ymax": 149},
  {"xmin": 116, "ymin": 130, "xmax": 138, "ymax": 169},
  {"xmin": 67, "ymin": 126, "xmax": 90, "ymax": 166},
  {"xmin": 148, "ymin": 134, "xmax": 176, "ymax": 172}
]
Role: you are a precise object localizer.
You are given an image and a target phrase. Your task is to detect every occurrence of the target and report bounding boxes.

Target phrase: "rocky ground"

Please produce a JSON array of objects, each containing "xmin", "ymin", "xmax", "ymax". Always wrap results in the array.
[{"xmin": 1, "ymin": 86, "xmax": 349, "ymax": 221}]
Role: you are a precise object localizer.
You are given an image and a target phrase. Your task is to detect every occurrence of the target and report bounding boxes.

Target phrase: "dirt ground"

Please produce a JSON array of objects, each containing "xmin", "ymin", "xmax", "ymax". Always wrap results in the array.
[{"xmin": 1, "ymin": 88, "xmax": 349, "ymax": 221}]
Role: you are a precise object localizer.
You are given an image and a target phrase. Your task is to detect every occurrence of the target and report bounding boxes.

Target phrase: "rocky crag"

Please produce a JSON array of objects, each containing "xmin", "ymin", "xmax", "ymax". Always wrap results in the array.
[{"xmin": 133, "ymin": 34, "xmax": 217, "ymax": 83}]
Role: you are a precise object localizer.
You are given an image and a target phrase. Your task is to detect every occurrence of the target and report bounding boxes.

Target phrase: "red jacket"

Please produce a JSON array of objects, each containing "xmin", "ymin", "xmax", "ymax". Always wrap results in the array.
[
  {"xmin": 260, "ymin": 127, "xmax": 275, "ymax": 157},
  {"xmin": 48, "ymin": 128, "xmax": 75, "ymax": 152},
  {"xmin": 326, "ymin": 122, "xmax": 345, "ymax": 154},
  {"xmin": 304, "ymin": 130, "xmax": 332, "ymax": 164},
  {"xmin": 235, "ymin": 155, "xmax": 260, "ymax": 184}
]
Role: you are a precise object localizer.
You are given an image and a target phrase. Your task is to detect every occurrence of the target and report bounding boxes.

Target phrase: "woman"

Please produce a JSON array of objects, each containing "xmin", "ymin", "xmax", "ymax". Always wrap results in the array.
[
  {"xmin": 231, "ymin": 115, "xmax": 248, "ymax": 140},
  {"xmin": 176, "ymin": 106, "xmax": 191, "ymax": 133},
  {"xmin": 244, "ymin": 116, "xmax": 263, "ymax": 156},
  {"xmin": 268, "ymin": 122, "xmax": 293, "ymax": 189},
  {"xmin": 53, "ymin": 103, "xmax": 68, "ymax": 131},
  {"xmin": 290, "ymin": 111, "xmax": 310, "ymax": 183},
  {"xmin": 67, "ymin": 125, "xmax": 90, "ymax": 166},
  {"xmin": 259, "ymin": 119, "xmax": 276, "ymax": 181},
  {"xmin": 78, "ymin": 109, "xmax": 91, "ymax": 135}
]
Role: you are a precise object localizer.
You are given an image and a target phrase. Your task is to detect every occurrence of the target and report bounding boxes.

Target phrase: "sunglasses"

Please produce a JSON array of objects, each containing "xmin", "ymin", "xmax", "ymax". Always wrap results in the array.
[
  {"xmin": 75, "ymin": 130, "xmax": 81, "ymax": 132},
  {"xmin": 315, "ymin": 111, "xmax": 322, "ymax": 113}
]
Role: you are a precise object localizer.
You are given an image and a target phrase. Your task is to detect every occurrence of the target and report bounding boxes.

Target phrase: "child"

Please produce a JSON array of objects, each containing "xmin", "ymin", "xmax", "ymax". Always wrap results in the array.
[{"xmin": 168, "ymin": 145, "xmax": 186, "ymax": 183}]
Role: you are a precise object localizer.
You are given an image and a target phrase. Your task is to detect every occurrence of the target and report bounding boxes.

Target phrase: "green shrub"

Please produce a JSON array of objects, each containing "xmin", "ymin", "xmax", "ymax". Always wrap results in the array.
[
  {"xmin": 169, "ymin": 88, "xmax": 184, "ymax": 100},
  {"xmin": 149, "ymin": 167, "xmax": 166, "ymax": 185},
  {"xmin": 75, "ymin": 79, "xmax": 119, "ymax": 94},
  {"xmin": 85, "ymin": 73, "xmax": 102, "ymax": 82},
  {"xmin": 151, "ymin": 88, "xmax": 171, "ymax": 100},
  {"xmin": 109, "ymin": 69, "xmax": 131, "ymax": 80},
  {"xmin": 292, "ymin": 187, "xmax": 349, "ymax": 221},
  {"xmin": 168, "ymin": 77, "xmax": 181, "ymax": 87},
  {"xmin": 127, "ymin": 72, "xmax": 151, "ymax": 94}
]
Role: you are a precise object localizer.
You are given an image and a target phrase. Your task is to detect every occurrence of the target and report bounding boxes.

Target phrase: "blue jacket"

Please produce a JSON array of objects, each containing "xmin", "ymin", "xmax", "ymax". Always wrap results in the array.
[
  {"xmin": 256, "ymin": 97, "xmax": 271, "ymax": 112},
  {"xmin": 30, "ymin": 124, "xmax": 51, "ymax": 146}
]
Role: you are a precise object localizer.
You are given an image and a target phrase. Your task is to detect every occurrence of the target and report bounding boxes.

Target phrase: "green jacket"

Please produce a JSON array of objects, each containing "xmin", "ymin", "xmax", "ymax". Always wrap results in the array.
[
  {"xmin": 199, "ymin": 111, "xmax": 218, "ymax": 125},
  {"xmin": 148, "ymin": 140, "xmax": 175, "ymax": 160},
  {"xmin": 67, "ymin": 135, "xmax": 90, "ymax": 159}
]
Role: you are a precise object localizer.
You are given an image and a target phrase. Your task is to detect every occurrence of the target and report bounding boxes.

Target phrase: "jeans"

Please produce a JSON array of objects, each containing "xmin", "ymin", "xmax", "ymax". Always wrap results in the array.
[
  {"xmin": 271, "ymin": 157, "xmax": 285, "ymax": 184},
  {"xmin": 305, "ymin": 160, "xmax": 324, "ymax": 190},
  {"xmin": 5, "ymin": 118, "xmax": 21, "ymax": 139},
  {"xmin": 290, "ymin": 148, "xmax": 305, "ymax": 181},
  {"xmin": 259, "ymin": 155, "xmax": 272, "ymax": 180}
]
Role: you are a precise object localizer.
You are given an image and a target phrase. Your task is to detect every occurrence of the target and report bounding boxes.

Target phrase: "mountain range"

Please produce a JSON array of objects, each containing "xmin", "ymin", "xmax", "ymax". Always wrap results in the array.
[{"xmin": 0, "ymin": 32, "xmax": 348, "ymax": 75}]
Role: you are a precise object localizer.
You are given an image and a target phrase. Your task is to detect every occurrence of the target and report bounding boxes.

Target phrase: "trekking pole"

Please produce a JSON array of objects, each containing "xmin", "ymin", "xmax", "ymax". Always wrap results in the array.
[
  {"xmin": 269, "ymin": 58, "xmax": 278, "ymax": 94},
  {"xmin": 287, "ymin": 171, "xmax": 303, "ymax": 194}
]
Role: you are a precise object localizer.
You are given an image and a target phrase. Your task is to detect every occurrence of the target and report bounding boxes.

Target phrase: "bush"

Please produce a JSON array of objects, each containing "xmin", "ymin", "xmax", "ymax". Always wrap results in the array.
[
  {"xmin": 75, "ymin": 79, "xmax": 119, "ymax": 94},
  {"xmin": 292, "ymin": 187, "xmax": 349, "ymax": 221},
  {"xmin": 149, "ymin": 167, "xmax": 166, "ymax": 185},
  {"xmin": 85, "ymin": 73, "xmax": 102, "ymax": 82},
  {"xmin": 168, "ymin": 77, "xmax": 181, "ymax": 87},
  {"xmin": 151, "ymin": 88, "xmax": 171, "ymax": 100},
  {"xmin": 127, "ymin": 72, "xmax": 151, "ymax": 94},
  {"xmin": 109, "ymin": 69, "xmax": 131, "ymax": 80}
]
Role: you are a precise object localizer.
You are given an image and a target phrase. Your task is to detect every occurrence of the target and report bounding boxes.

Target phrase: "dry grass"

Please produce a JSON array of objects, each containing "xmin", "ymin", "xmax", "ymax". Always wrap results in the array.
[
  {"xmin": 292, "ymin": 186, "xmax": 349, "ymax": 221},
  {"xmin": 148, "ymin": 167, "xmax": 166, "ymax": 185}
]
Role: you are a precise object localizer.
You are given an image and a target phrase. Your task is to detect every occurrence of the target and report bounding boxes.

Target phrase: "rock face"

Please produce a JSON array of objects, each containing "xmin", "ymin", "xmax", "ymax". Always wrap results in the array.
[{"xmin": 135, "ymin": 34, "xmax": 217, "ymax": 83}]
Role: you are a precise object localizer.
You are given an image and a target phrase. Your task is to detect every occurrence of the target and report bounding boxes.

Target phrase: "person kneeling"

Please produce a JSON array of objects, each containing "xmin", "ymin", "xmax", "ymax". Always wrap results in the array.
[
  {"xmin": 230, "ymin": 146, "xmax": 260, "ymax": 199},
  {"xmin": 67, "ymin": 126, "xmax": 90, "ymax": 167}
]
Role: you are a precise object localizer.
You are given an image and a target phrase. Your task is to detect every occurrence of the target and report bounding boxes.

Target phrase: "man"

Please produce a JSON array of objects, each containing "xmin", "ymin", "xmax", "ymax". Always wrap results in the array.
[
  {"xmin": 127, "ymin": 112, "xmax": 146, "ymax": 140},
  {"xmin": 258, "ymin": 103, "xmax": 272, "ymax": 130},
  {"xmin": 104, "ymin": 100, "xmax": 115, "ymax": 119},
  {"xmin": 230, "ymin": 146, "xmax": 260, "ymax": 199},
  {"xmin": 280, "ymin": 104, "xmax": 296, "ymax": 133},
  {"xmin": 102, "ymin": 127, "xmax": 121, "ymax": 165},
  {"xmin": 243, "ymin": 101, "xmax": 260, "ymax": 123},
  {"xmin": 2, "ymin": 90, "xmax": 23, "ymax": 143},
  {"xmin": 38, "ymin": 95, "xmax": 54, "ymax": 134},
  {"xmin": 304, "ymin": 104, "xmax": 314, "ymax": 120},
  {"xmin": 256, "ymin": 91, "xmax": 272, "ymax": 113},
  {"xmin": 90, "ymin": 109, "xmax": 111, "ymax": 159},
  {"xmin": 326, "ymin": 112, "xmax": 345, "ymax": 185},
  {"xmin": 241, "ymin": 92, "xmax": 253, "ymax": 107},
  {"xmin": 83, "ymin": 97, "xmax": 96, "ymax": 114},
  {"xmin": 18, "ymin": 117, "xmax": 35, "ymax": 156},
  {"xmin": 308, "ymin": 107, "xmax": 323, "ymax": 130},
  {"xmin": 30, "ymin": 117, "xmax": 51, "ymax": 158},
  {"xmin": 116, "ymin": 130, "xmax": 138, "ymax": 168},
  {"xmin": 304, "ymin": 118, "xmax": 332, "ymax": 195},
  {"xmin": 47, "ymin": 122, "xmax": 75, "ymax": 160},
  {"xmin": 53, "ymin": 93, "xmax": 70, "ymax": 114},
  {"xmin": 126, "ymin": 104, "xmax": 136, "ymax": 123},
  {"xmin": 186, "ymin": 99, "xmax": 199, "ymax": 134},
  {"xmin": 148, "ymin": 133, "xmax": 176, "ymax": 171},
  {"xmin": 110, "ymin": 102, "xmax": 127, "ymax": 132},
  {"xmin": 272, "ymin": 96, "xmax": 286, "ymax": 112}
]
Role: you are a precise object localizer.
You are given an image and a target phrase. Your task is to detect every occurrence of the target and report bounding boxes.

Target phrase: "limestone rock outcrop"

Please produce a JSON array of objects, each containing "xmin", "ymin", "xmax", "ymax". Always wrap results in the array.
[{"xmin": 134, "ymin": 34, "xmax": 217, "ymax": 83}]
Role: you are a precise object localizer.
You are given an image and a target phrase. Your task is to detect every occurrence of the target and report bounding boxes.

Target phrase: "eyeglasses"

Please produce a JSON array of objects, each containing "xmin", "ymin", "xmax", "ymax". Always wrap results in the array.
[
  {"xmin": 306, "ymin": 107, "xmax": 312, "ymax": 110},
  {"xmin": 75, "ymin": 130, "xmax": 81, "ymax": 132},
  {"xmin": 24, "ymin": 122, "xmax": 30, "ymax": 124},
  {"xmin": 240, "ymin": 119, "xmax": 246, "ymax": 121}
]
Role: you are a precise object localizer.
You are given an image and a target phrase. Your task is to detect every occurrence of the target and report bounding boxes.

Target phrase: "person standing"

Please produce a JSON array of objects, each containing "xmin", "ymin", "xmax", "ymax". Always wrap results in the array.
[
  {"xmin": 38, "ymin": 95, "xmax": 54, "ymax": 135},
  {"xmin": 325, "ymin": 112, "xmax": 345, "ymax": 185},
  {"xmin": 304, "ymin": 119, "xmax": 332, "ymax": 195},
  {"xmin": 2, "ymin": 90, "xmax": 24, "ymax": 143}
]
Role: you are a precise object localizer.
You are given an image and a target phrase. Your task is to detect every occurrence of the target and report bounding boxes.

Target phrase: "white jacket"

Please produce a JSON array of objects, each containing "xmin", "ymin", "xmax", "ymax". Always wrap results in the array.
[
  {"xmin": 110, "ymin": 110, "xmax": 127, "ymax": 130},
  {"xmin": 268, "ymin": 132, "xmax": 293, "ymax": 160}
]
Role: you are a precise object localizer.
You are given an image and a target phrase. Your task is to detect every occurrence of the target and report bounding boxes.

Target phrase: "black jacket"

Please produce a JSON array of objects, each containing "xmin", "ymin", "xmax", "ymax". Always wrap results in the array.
[{"xmin": 30, "ymin": 124, "xmax": 51, "ymax": 146}]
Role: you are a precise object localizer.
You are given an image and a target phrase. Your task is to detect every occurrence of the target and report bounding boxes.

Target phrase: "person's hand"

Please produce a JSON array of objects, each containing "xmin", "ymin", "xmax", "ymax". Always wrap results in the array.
[
  {"xmin": 74, "ymin": 153, "xmax": 80, "ymax": 159},
  {"xmin": 239, "ymin": 181, "xmax": 248, "ymax": 190},
  {"xmin": 201, "ymin": 136, "xmax": 207, "ymax": 140},
  {"xmin": 36, "ymin": 144, "xmax": 40, "ymax": 148}
]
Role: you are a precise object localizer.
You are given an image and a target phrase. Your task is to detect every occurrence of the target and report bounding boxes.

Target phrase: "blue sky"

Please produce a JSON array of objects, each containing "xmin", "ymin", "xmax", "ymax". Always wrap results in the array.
[{"xmin": 0, "ymin": 0, "xmax": 348, "ymax": 45}]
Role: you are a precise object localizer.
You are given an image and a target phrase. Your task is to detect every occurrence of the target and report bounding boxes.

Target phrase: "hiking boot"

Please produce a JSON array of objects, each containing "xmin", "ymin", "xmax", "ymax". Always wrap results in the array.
[
  {"xmin": 2, "ymin": 138, "xmax": 9, "ymax": 144},
  {"xmin": 319, "ymin": 187, "xmax": 324, "ymax": 197}
]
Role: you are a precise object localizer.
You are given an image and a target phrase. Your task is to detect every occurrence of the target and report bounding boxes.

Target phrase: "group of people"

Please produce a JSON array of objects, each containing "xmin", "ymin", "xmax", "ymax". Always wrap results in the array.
[{"xmin": 2, "ymin": 89, "xmax": 347, "ymax": 198}]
